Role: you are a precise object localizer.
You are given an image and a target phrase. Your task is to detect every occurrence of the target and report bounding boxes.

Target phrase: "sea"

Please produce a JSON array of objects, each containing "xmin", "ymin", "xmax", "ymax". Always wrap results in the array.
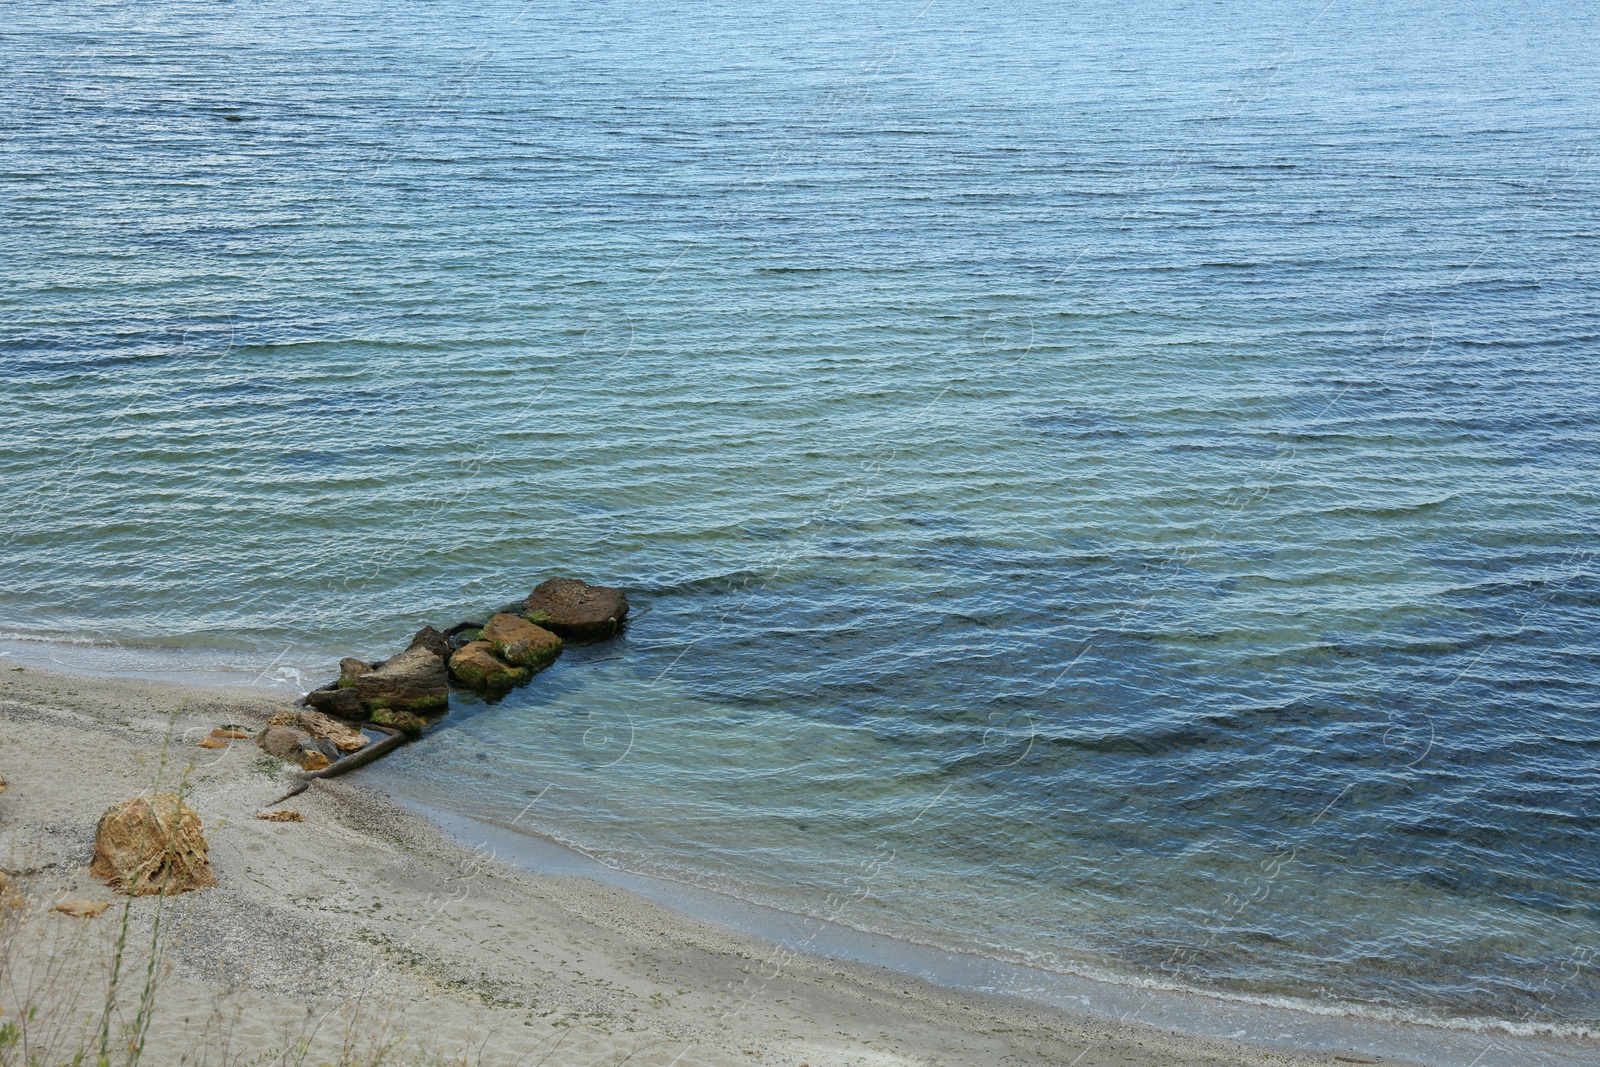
[{"xmin": 3, "ymin": 0, "xmax": 1598, "ymax": 1059}]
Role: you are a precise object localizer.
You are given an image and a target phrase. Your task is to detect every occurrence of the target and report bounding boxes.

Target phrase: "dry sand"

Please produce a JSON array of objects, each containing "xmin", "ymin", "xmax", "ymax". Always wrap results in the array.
[{"xmin": 0, "ymin": 665, "xmax": 1413, "ymax": 1067}]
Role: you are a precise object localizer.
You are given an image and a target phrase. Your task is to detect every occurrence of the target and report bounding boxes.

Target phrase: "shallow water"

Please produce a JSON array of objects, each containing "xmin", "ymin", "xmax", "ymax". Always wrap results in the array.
[{"xmin": 4, "ymin": 0, "xmax": 1599, "ymax": 1039}]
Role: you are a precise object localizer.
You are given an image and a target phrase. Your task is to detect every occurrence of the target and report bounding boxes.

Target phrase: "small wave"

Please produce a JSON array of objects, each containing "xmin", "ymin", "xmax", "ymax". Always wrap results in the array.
[
  {"xmin": 0, "ymin": 629, "xmax": 114, "ymax": 646},
  {"xmin": 1319, "ymin": 495, "xmax": 1457, "ymax": 519}
]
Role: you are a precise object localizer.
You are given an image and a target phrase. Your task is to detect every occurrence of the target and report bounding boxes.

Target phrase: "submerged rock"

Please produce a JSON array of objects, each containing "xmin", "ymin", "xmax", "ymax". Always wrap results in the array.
[
  {"xmin": 481, "ymin": 613, "xmax": 562, "ymax": 670},
  {"xmin": 370, "ymin": 707, "xmax": 426, "ymax": 739},
  {"xmin": 523, "ymin": 577, "xmax": 629, "ymax": 640},
  {"xmin": 444, "ymin": 620, "xmax": 486, "ymax": 647},
  {"xmin": 448, "ymin": 640, "xmax": 530, "ymax": 691},
  {"xmin": 90, "ymin": 793, "xmax": 216, "ymax": 896}
]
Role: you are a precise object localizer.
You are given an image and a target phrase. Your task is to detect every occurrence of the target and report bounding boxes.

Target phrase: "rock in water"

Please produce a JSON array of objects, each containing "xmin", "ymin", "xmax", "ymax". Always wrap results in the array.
[
  {"xmin": 481, "ymin": 613, "xmax": 562, "ymax": 670},
  {"xmin": 354, "ymin": 643, "xmax": 448, "ymax": 713},
  {"xmin": 448, "ymin": 640, "xmax": 531, "ymax": 692},
  {"xmin": 90, "ymin": 794, "xmax": 217, "ymax": 896},
  {"xmin": 339, "ymin": 657, "xmax": 372, "ymax": 683},
  {"xmin": 408, "ymin": 625, "xmax": 454, "ymax": 662},
  {"xmin": 370, "ymin": 707, "xmax": 426, "ymax": 739},
  {"xmin": 256, "ymin": 725, "xmax": 312, "ymax": 761},
  {"xmin": 304, "ymin": 684, "xmax": 364, "ymax": 719},
  {"xmin": 296, "ymin": 709, "xmax": 369, "ymax": 752},
  {"xmin": 522, "ymin": 577, "xmax": 629, "ymax": 639}
]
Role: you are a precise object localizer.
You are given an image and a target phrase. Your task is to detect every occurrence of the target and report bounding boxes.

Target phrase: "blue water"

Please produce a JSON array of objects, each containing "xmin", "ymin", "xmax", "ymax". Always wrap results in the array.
[{"xmin": 4, "ymin": 0, "xmax": 1599, "ymax": 1040}]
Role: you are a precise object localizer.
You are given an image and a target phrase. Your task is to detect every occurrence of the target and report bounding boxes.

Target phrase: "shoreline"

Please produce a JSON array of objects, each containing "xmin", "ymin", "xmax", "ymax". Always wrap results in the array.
[
  {"xmin": 382, "ymin": 792, "xmax": 1597, "ymax": 1067},
  {"xmin": 0, "ymin": 660, "xmax": 1589, "ymax": 1066}
]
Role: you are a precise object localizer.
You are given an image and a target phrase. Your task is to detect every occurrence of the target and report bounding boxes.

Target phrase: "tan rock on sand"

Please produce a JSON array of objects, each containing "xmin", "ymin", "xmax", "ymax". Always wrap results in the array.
[{"xmin": 90, "ymin": 793, "xmax": 217, "ymax": 896}]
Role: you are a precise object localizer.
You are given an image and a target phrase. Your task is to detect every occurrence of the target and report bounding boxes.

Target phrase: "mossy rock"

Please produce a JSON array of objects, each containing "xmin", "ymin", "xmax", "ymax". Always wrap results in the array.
[
  {"xmin": 448, "ymin": 640, "xmax": 531, "ymax": 691},
  {"xmin": 482, "ymin": 614, "xmax": 562, "ymax": 671},
  {"xmin": 370, "ymin": 707, "xmax": 426, "ymax": 739}
]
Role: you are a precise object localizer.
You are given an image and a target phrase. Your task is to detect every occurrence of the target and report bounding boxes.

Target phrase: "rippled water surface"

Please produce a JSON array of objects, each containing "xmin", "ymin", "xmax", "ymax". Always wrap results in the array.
[{"xmin": 4, "ymin": 0, "xmax": 1599, "ymax": 1037}]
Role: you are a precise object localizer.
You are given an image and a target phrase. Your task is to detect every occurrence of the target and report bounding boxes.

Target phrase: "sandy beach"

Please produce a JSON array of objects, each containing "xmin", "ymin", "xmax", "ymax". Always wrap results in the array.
[{"xmin": 0, "ymin": 665, "xmax": 1411, "ymax": 1067}]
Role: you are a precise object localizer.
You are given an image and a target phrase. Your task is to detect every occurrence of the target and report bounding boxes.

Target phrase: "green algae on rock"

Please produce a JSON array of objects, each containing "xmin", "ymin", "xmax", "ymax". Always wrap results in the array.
[{"xmin": 481, "ymin": 613, "xmax": 562, "ymax": 671}]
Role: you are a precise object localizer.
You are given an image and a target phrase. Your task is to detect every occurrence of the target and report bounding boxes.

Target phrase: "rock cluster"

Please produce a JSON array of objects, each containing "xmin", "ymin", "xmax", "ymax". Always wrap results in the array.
[
  {"xmin": 255, "ymin": 708, "xmax": 371, "ymax": 770},
  {"xmin": 301, "ymin": 577, "xmax": 629, "ymax": 721},
  {"xmin": 304, "ymin": 625, "xmax": 451, "ymax": 718}
]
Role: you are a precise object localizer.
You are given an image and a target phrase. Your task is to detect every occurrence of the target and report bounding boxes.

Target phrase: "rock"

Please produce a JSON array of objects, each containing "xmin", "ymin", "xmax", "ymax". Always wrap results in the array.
[
  {"xmin": 407, "ymin": 625, "xmax": 453, "ymax": 663},
  {"xmin": 481, "ymin": 613, "xmax": 562, "ymax": 670},
  {"xmin": 256, "ymin": 809, "xmax": 304, "ymax": 822},
  {"xmin": 298, "ymin": 748, "xmax": 331, "ymax": 772},
  {"xmin": 256, "ymin": 725, "xmax": 311, "ymax": 761},
  {"xmin": 212, "ymin": 727, "xmax": 251, "ymax": 739},
  {"xmin": 448, "ymin": 640, "xmax": 530, "ymax": 692},
  {"xmin": 304, "ymin": 684, "xmax": 365, "ymax": 720},
  {"xmin": 297, "ymin": 736, "xmax": 340, "ymax": 765},
  {"xmin": 52, "ymin": 899, "xmax": 112, "ymax": 919},
  {"xmin": 1, "ymin": 772, "xmax": 7, "ymax": 794},
  {"xmin": 339, "ymin": 657, "xmax": 373, "ymax": 683},
  {"xmin": 354, "ymin": 643, "xmax": 448, "ymax": 713},
  {"xmin": 90, "ymin": 793, "xmax": 217, "ymax": 896},
  {"xmin": 296, "ymin": 709, "xmax": 369, "ymax": 753},
  {"xmin": 196, "ymin": 736, "xmax": 228, "ymax": 749},
  {"xmin": 264, "ymin": 710, "xmax": 301, "ymax": 727},
  {"xmin": 370, "ymin": 707, "xmax": 426, "ymax": 739},
  {"xmin": 523, "ymin": 577, "xmax": 629, "ymax": 639}
]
